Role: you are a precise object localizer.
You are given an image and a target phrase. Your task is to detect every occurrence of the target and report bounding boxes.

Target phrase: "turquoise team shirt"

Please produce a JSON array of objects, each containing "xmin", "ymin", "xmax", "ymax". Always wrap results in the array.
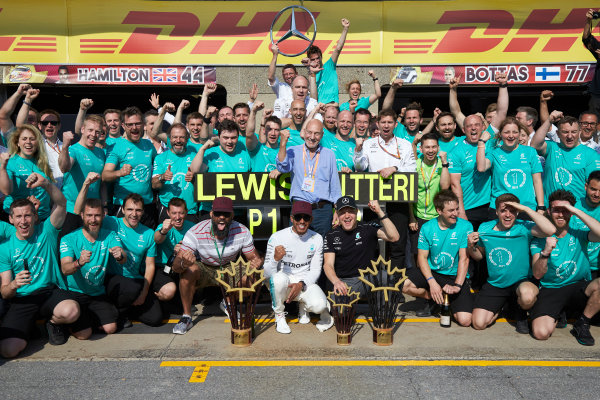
[
  {"xmin": 105, "ymin": 136, "xmax": 119, "ymax": 156},
  {"xmin": 542, "ymin": 141, "xmax": 600, "ymax": 204},
  {"xmin": 103, "ymin": 216, "xmax": 156, "ymax": 280},
  {"xmin": 155, "ymin": 220, "xmax": 195, "ymax": 266},
  {"xmin": 62, "ymin": 143, "xmax": 106, "ymax": 213},
  {"xmin": 570, "ymin": 197, "xmax": 600, "ymax": 272},
  {"xmin": 448, "ymin": 139, "xmax": 492, "ymax": 210},
  {"xmin": 439, "ymin": 137, "xmax": 460, "ymax": 154},
  {"xmin": 287, "ymin": 128, "xmax": 305, "ymax": 147},
  {"xmin": 418, "ymin": 217, "xmax": 473, "ymax": 276},
  {"xmin": 486, "ymin": 144, "xmax": 542, "ymax": 210},
  {"xmin": 201, "ymin": 142, "xmax": 251, "ymax": 211},
  {"xmin": 320, "ymin": 135, "xmax": 356, "ymax": 171},
  {"xmin": 531, "ymin": 228, "xmax": 592, "ymax": 288},
  {"xmin": 249, "ymin": 142, "xmax": 279, "ymax": 172},
  {"xmin": 59, "ymin": 227, "xmax": 123, "ymax": 296},
  {"xmin": 106, "ymin": 137, "xmax": 156, "ymax": 205},
  {"xmin": 3, "ymin": 154, "xmax": 51, "ymax": 220},
  {"xmin": 392, "ymin": 124, "xmax": 421, "ymax": 157},
  {"xmin": 340, "ymin": 96, "xmax": 370, "ymax": 112},
  {"xmin": 478, "ymin": 219, "xmax": 534, "ymax": 288},
  {"xmin": 186, "ymin": 140, "xmax": 202, "ymax": 153},
  {"xmin": 316, "ymin": 58, "xmax": 339, "ymax": 104},
  {"xmin": 153, "ymin": 148, "xmax": 198, "ymax": 214},
  {"xmin": 0, "ymin": 218, "xmax": 59, "ymax": 297},
  {"xmin": 0, "ymin": 220, "xmax": 16, "ymax": 240}
]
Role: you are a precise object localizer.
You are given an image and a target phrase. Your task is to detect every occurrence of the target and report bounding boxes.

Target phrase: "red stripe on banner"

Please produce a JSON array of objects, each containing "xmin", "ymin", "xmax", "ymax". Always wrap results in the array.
[
  {"xmin": 394, "ymin": 39, "xmax": 436, "ymax": 43},
  {"xmin": 394, "ymin": 45, "xmax": 433, "ymax": 49},
  {"xmin": 80, "ymin": 39, "xmax": 122, "ymax": 43},
  {"xmin": 13, "ymin": 48, "xmax": 56, "ymax": 52},
  {"xmin": 393, "ymin": 51, "xmax": 429, "ymax": 54},
  {"xmin": 336, "ymin": 51, "xmax": 371, "ymax": 54},
  {"xmin": 228, "ymin": 40, "xmax": 262, "ymax": 54},
  {"xmin": 0, "ymin": 36, "xmax": 16, "ymax": 50},
  {"xmin": 543, "ymin": 37, "xmax": 578, "ymax": 52},
  {"xmin": 16, "ymin": 42, "xmax": 56, "ymax": 46},
  {"xmin": 190, "ymin": 40, "xmax": 224, "ymax": 54},
  {"xmin": 345, "ymin": 40, "xmax": 371, "ymax": 43},
  {"xmin": 80, "ymin": 50, "xmax": 116, "ymax": 54},
  {"xmin": 338, "ymin": 45, "xmax": 371, "ymax": 49},
  {"xmin": 80, "ymin": 44, "xmax": 119, "ymax": 48},
  {"xmin": 504, "ymin": 38, "xmax": 537, "ymax": 53},
  {"xmin": 20, "ymin": 37, "xmax": 55, "ymax": 41}
]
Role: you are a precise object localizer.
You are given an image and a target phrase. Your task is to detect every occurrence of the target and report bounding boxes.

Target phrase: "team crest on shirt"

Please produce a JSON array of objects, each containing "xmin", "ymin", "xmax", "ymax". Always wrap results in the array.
[
  {"xmin": 554, "ymin": 168, "xmax": 573, "ymax": 186},
  {"xmin": 84, "ymin": 265, "xmax": 103, "ymax": 286},
  {"xmin": 555, "ymin": 261, "xmax": 577, "ymax": 280},
  {"xmin": 503, "ymin": 169, "xmax": 527, "ymax": 189},
  {"xmin": 434, "ymin": 252, "xmax": 454, "ymax": 271},
  {"xmin": 488, "ymin": 247, "xmax": 512, "ymax": 268}
]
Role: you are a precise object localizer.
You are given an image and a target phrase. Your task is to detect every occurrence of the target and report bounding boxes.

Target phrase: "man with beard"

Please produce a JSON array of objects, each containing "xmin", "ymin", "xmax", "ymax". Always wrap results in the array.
[
  {"xmin": 321, "ymin": 110, "xmax": 355, "ymax": 172},
  {"xmin": 171, "ymin": 197, "xmax": 263, "ymax": 335},
  {"xmin": 59, "ymin": 115, "xmax": 106, "ymax": 237},
  {"xmin": 152, "ymin": 123, "xmax": 199, "ymax": 223},
  {"xmin": 353, "ymin": 108, "xmax": 371, "ymax": 140},
  {"xmin": 59, "ymin": 198, "xmax": 125, "ymax": 339},
  {"xmin": 570, "ymin": 171, "xmax": 600, "ymax": 278},
  {"xmin": 268, "ymin": 43, "xmax": 298, "ymax": 104},
  {"xmin": 322, "ymin": 105, "xmax": 338, "ymax": 139},
  {"xmin": 531, "ymin": 112, "xmax": 600, "ymax": 203},
  {"xmin": 102, "ymin": 193, "xmax": 169, "ymax": 328},
  {"xmin": 530, "ymin": 190, "xmax": 600, "ymax": 345},
  {"xmin": 264, "ymin": 200, "xmax": 333, "ymax": 334},
  {"xmin": 435, "ymin": 112, "xmax": 460, "ymax": 154},
  {"xmin": 0, "ymin": 173, "xmax": 77, "ymax": 357},
  {"xmin": 324, "ymin": 197, "xmax": 399, "ymax": 297},
  {"xmin": 277, "ymin": 119, "xmax": 341, "ymax": 238},
  {"xmin": 274, "ymin": 76, "xmax": 318, "ymax": 120},
  {"xmin": 401, "ymin": 190, "xmax": 474, "ymax": 327},
  {"xmin": 395, "ymin": 103, "xmax": 424, "ymax": 143},
  {"xmin": 190, "ymin": 120, "xmax": 252, "ymax": 216},
  {"xmin": 102, "ymin": 106, "xmax": 157, "ymax": 228},
  {"xmin": 467, "ymin": 194, "xmax": 555, "ymax": 333},
  {"xmin": 38, "ymin": 109, "xmax": 65, "ymax": 188},
  {"xmin": 354, "ymin": 109, "xmax": 416, "ymax": 274}
]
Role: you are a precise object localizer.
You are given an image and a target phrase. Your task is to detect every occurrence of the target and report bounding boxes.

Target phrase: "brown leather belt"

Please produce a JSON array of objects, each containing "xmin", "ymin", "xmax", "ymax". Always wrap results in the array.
[{"xmin": 311, "ymin": 200, "xmax": 332, "ymax": 209}]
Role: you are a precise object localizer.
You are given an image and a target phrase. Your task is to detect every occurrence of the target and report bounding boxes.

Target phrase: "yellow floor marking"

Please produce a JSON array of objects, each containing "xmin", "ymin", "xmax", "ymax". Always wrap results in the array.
[{"xmin": 161, "ymin": 359, "xmax": 600, "ymax": 382}]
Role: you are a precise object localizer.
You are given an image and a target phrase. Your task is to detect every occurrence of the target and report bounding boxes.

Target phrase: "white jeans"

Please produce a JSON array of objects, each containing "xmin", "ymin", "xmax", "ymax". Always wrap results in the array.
[{"xmin": 269, "ymin": 271, "xmax": 328, "ymax": 315}]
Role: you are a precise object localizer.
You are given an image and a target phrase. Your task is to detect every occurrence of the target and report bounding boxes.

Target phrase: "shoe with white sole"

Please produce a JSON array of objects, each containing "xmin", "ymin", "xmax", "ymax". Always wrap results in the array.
[
  {"xmin": 275, "ymin": 312, "xmax": 291, "ymax": 334},
  {"xmin": 298, "ymin": 306, "xmax": 311, "ymax": 324},
  {"xmin": 316, "ymin": 311, "xmax": 334, "ymax": 332}
]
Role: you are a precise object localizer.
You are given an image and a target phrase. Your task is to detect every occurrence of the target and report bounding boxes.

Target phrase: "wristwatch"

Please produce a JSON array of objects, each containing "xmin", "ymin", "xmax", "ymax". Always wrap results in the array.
[{"xmin": 300, "ymin": 281, "xmax": 307, "ymax": 292}]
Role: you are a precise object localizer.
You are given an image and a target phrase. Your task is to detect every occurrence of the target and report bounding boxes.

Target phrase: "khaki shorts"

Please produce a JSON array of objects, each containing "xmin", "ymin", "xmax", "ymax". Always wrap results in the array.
[{"xmin": 195, "ymin": 262, "xmax": 221, "ymax": 289}]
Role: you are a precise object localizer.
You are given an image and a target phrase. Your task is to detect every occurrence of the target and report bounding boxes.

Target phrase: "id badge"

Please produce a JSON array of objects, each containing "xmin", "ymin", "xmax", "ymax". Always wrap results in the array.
[{"xmin": 301, "ymin": 177, "xmax": 315, "ymax": 192}]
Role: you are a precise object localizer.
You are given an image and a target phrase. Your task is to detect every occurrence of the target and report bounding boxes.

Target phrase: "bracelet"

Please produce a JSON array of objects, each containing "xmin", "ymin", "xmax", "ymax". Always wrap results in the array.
[
  {"xmin": 453, "ymin": 282, "xmax": 463, "ymax": 288},
  {"xmin": 378, "ymin": 213, "xmax": 389, "ymax": 221},
  {"xmin": 539, "ymin": 251, "xmax": 550, "ymax": 258},
  {"xmin": 478, "ymin": 139, "xmax": 486, "ymax": 143},
  {"xmin": 23, "ymin": 100, "xmax": 32, "ymax": 106},
  {"xmin": 159, "ymin": 229, "xmax": 167, "ymax": 235},
  {"xmin": 426, "ymin": 276, "xmax": 435, "ymax": 282},
  {"xmin": 203, "ymin": 116, "xmax": 212, "ymax": 124},
  {"xmin": 498, "ymin": 83, "xmax": 508, "ymax": 88},
  {"xmin": 75, "ymin": 259, "xmax": 81, "ymax": 268},
  {"xmin": 372, "ymin": 78, "xmax": 379, "ymax": 81},
  {"xmin": 442, "ymin": 163, "xmax": 449, "ymax": 168},
  {"xmin": 536, "ymin": 205, "xmax": 547, "ymax": 211}
]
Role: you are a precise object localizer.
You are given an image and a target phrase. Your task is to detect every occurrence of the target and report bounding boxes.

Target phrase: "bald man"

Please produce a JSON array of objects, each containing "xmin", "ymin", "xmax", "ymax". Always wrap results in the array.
[
  {"xmin": 321, "ymin": 110, "xmax": 356, "ymax": 172},
  {"xmin": 274, "ymin": 76, "xmax": 319, "ymax": 119}
]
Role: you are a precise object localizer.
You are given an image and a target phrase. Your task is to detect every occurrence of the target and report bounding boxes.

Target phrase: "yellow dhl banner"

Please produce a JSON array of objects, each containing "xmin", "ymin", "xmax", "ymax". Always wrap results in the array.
[{"xmin": 0, "ymin": 0, "xmax": 599, "ymax": 66}]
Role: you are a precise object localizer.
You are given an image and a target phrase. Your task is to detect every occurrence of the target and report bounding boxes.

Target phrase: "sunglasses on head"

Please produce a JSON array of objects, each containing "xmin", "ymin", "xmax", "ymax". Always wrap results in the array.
[
  {"xmin": 213, "ymin": 211, "xmax": 231, "ymax": 218},
  {"xmin": 40, "ymin": 120, "xmax": 59, "ymax": 126},
  {"xmin": 293, "ymin": 214, "xmax": 311, "ymax": 222}
]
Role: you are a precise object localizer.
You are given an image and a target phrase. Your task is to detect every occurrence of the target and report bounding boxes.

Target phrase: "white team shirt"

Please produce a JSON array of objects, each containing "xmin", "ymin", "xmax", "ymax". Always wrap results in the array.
[
  {"xmin": 273, "ymin": 96, "xmax": 321, "ymax": 121},
  {"xmin": 44, "ymin": 137, "xmax": 63, "ymax": 188},
  {"xmin": 354, "ymin": 135, "xmax": 416, "ymax": 173},
  {"xmin": 180, "ymin": 220, "xmax": 255, "ymax": 267},
  {"xmin": 263, "ymin": 227, "xmax": 323, "ymax": 285},
  {"xmin": 268, "ymin": 77, "xmax": 293, "ymax": 103}
]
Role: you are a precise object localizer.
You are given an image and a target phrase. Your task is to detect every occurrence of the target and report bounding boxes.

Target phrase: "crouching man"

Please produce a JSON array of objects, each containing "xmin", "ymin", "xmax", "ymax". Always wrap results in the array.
[{"xmin": 264, "ymin": 201, "xmax": 334, "ymax": 334}]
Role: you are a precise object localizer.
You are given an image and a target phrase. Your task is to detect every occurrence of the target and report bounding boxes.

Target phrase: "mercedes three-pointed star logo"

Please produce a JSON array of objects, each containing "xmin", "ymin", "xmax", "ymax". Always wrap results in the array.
[{"xmin": 270, "ymin": 5, "xmax": 317, "ymax": 57}]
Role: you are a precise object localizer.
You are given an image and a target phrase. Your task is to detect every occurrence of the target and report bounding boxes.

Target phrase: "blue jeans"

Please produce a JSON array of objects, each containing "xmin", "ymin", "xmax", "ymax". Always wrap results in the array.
[{"xmin": 309, "ymin": 202, "xmax": 333, "ymax": 238}]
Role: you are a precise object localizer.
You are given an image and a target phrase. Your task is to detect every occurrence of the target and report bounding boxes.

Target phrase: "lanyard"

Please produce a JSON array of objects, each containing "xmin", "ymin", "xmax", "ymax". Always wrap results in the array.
[
  {"xmin": 211, "ymin": 226, "xmax": 228, "ymax": 267},
  {"xmin": 44, "ymin": 138, "xmax": 61, "ymax": 155},
  {"xmin": 378, "ymin": 137, "xmax": 402, "ymax": 159},
  {"xmin": 420, "ymin": 158, "xmax": 438, "ymax": 214},
  {"xmin": 302, "ymin": 146, "xmax": 321, "ymax": 178}
]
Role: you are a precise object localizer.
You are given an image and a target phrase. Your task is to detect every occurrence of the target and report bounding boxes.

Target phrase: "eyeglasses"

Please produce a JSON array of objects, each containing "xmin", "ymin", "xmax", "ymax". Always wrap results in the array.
[
  {"xmin": 124, "ymin": 122, "xmax": 143, "ymax": 128},
  {"xmin": 213, "ymin": 211, "xmax": 231, "ymax": 218},
  {"xmin": 293, "ymin": 214, "xmax": 311, "ymax": 222},
  {"xmin": 579, "ymin": 121, "xmax": 596, "ymax": 126},
  {"xmin": 40, "ymin": 120, "xmax": 59, "ymax": 126}
]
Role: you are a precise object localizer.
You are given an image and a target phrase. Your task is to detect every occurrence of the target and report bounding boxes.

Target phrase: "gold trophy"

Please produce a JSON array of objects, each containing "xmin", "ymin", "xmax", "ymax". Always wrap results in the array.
[
  {"xmin": 215, "ymin": 257, "xmax": 266, "ymax": 347},
  {"xmin": 358, "ymin": 256, "xmax": 407, "ymax": 346},
  {"xmin": 327, "ymin": 284, "xmax": 360, "ymax": 346}
]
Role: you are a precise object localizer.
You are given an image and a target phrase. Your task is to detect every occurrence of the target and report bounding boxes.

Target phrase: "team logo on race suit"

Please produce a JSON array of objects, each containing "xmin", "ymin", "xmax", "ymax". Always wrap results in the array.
[
  {"xmin": 270, "ymin": 5, "xmax": 317, "ymax": 58},
  {"xmin": 555, "ymin": 261, "xmax": 578, "ymax": 281},
  {"xmin": 83, "ymin": 265, "xmax": 104, "ymax": 286},
  {"xmin": 503, "ymin": 169, "xmax": 527, "ymax": 189},
  {"xmin": 554, "ymin": 167, "xmax": 573, "ymax": 187},
  {"xmin": 488, "ymin": 247, "xmax": 513, "ymax": 268}
]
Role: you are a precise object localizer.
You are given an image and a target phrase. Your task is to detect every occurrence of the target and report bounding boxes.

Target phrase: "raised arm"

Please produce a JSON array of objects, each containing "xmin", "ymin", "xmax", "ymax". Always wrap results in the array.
[
  {"xmin": 565, "ymin": 202, "xmax": 600, "ymax": 241},
  {"xmin": 175, "ymin": 99, "xmax": 190, "ymax": 124},
  {"xmin": 189, "ymin": 138, "xmax": 216, "ymax": 173},
  {"xmin": 267, "ymin": 43, "xmax": 279, "ymax": 86},
  {"xmin": 489, "ymin": 72, "xmax": 509, "ymax": 129},
  {"xmin": 26, "ymin": 173, "xmax": 66, "ymax": 229},
  {"xmin": 199, "ymin": 82, "xmax": 217, "ymax": 116},
  {"xmin": 439, "ymin": 152, "xmax": 450, "ymax": 190},
  {"xmin": 382, "ymin": 79, "xmax": 402, "ymax": 111},
  {"xmin": 16, "ymin": 87, "xmax": 39, "ymax": 128},
  {"xmin": 476, "ymin": 139, "xmax": 491, "ymax": 172},
  {"xmin": 246, "ymin": 101, "xmax": 264, "ymax": 151},
  {"xmin": 73, "ymin": 172, "xmax": 100, "ymax": 215},
  {"xmin": 531, "ymin": 109, "xmax": 562, "ymax": 156},
  {"xmin": 259, "ymin": 109, "xmax": 273, "ymax": 144},
  {"xmin": 277, "ymin": 129, "xmax": 290, "ymax": 162},
  {"xmin": 505, "ymin": 201, "xmax": 556, "ymax": 237},
  {"xmin": 448, "ymin": 77, "xmax": 466, "ymax": 129},
  {"xmin": 539, "ymin": 90, "xmax": 553, "ymax": 124},
  {"xmin": 0, "ymin": 153, "xmax": 12, "ymax": 195},
  {"xmin": 150, "ymin": 102, "xmax": 173, "ymax": 144},
  {"xmin": 584, "ymin": 9, "xmax": 595, "ymax": 40},
  {"xmin": 58, "ymin": 130, "xmax": 75, "ymax": 173},
  {"xmin": 367, "ymin": 70, "xmax": 381, "ymax": 105},
  {"xmin": 369, "ymin": 200, "xmax": 400, "ymax": 242},
  {"xmin": 330, "ymin": 18, "xmax": 350, "ymax": 64},
  {"xmin": 74, "ymin": 98, "xmax": 93, "ymax": 134},
  {"xmin": 0, "ymin": 84, "xmax": 29, "ymax": 133}
]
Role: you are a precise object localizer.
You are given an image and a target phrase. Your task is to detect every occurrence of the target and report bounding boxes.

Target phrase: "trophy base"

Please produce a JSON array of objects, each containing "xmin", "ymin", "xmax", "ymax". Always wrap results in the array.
[
  {"xmin": 336, "ymin": 332, "xmax": 351, "ymax": 346},
  {"xmin": 231, "ymin": 328, "xmax": 252, "ymax": 347},
  {"xmin": 373, "ymin": 327, "xmax": 393, "ymax": 346}
]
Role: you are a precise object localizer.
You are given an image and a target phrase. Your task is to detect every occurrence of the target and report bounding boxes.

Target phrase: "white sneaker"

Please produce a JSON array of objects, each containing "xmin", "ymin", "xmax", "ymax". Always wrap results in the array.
[
  {"xmin": 173, "ymin": 315, "xmax": 193, "ymax": 335},
  {"xmin": 298, "ymin": 306, "xmax": 311, "ymax": 324},
  {"xmin": 316, "ymin": 311, "xmax": 334, "ymax": 332},
  {"xmin": 275, "ymin": 313, "xmax": 291, "ymax": 334}
]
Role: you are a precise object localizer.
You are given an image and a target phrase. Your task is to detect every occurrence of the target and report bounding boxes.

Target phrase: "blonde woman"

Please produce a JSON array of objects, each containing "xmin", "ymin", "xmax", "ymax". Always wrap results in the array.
[{"xmin": 0, "ymin": 124, "xmax": 54, "ymax": 220}]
